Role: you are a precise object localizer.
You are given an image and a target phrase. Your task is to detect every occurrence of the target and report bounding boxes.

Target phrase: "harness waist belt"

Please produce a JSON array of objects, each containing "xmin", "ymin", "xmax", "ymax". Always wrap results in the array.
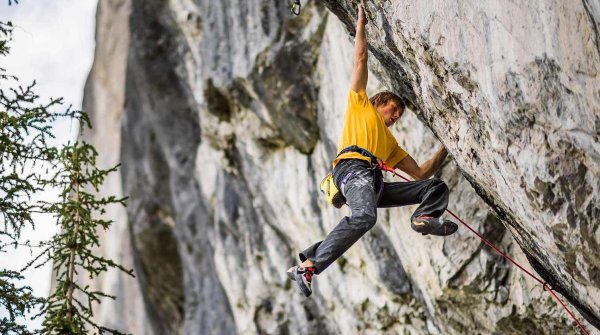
[{"xmin": 337, "ymin": 145, "xmax": 379, "ymax": 166}]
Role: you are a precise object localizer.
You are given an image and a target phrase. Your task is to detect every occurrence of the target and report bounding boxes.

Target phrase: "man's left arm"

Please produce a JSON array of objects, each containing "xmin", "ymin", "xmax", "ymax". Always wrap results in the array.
[
  {"xmin": 394, "ymin": 147, "xmax": 448, "ymax": 180},
  {"xmin": 349, "ymin": 3, "xmax": 369, "ymax": 93}
]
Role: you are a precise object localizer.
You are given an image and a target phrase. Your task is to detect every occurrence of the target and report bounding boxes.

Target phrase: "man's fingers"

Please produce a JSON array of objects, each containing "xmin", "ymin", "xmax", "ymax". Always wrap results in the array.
[{"xmin": 358, "ymin": 1, "xmax": 368, "ymax": 24}]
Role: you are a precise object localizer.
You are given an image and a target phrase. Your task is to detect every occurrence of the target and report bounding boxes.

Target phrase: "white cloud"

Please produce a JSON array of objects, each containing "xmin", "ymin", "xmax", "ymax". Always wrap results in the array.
[
  {"xmin": 2, "ymin": 1, "xmax": 97, "ymax": 112},
  {"xmin": 0, "ymin": 0, "xmax": 98, "ymax": 329}
]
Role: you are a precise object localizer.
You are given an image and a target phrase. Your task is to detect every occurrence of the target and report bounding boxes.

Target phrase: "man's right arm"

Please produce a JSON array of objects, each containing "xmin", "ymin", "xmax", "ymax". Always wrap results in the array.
[
  {"xmin": 350, "ymin": 3, "xmax": 368, "ymax": 93},
  {"xmin": 395, "ymin": 147, "xmax": 448, "ymax": 180}
]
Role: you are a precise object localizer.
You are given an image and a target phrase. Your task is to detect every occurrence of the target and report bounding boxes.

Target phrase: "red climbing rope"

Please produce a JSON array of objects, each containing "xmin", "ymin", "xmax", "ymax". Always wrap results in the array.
[
  {"xmin": 444, "ymin": 207, "xmax": 590, "ymax": 335},
  {"xmin": 379, "ymin": 164, "xmax": 591, "ymax": 335},
  {"xmin": 444, "ymin": 208, "xmax": 544, "ymax": 285}
]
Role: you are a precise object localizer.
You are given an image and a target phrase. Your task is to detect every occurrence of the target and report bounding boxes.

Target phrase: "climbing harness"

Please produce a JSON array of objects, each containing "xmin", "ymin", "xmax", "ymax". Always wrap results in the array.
[
  {"xmin": 290, "ymin": 0, "xmax": 301, "ymax": 15},
  {"xmin": 337, "ymin": 145, "xmax": 398, "ymax": 179},
  {"xmin": 320, "ymin": 146, "xmax": 382, "ymax": 208},
  {"xmin": 324, "ymin": 145, "xmax": 590, "ymax": 334},
  {"xmin": 380, "ymin": 168, "xmax": 591, "ymax": 335},
  {"xmin": 337, "ymin": 145, "xmax": 379, "ymax": 167}
]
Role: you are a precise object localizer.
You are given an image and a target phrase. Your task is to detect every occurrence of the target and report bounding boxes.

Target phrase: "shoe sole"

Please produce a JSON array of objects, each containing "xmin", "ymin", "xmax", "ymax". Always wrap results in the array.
[{"xmin": 412, "ymin": 221, "xmax": 458, "ymax": 236}]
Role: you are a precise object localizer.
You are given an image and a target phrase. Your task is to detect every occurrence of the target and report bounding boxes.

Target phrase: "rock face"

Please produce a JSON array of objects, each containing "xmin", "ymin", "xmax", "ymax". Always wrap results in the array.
[
  {"xmin": 83, "ymin": 0, "xmax": 599, "ymax": 334},
  {"xmin": 321, "ymin": 0, "xmax": 600, "ymax": 330}
]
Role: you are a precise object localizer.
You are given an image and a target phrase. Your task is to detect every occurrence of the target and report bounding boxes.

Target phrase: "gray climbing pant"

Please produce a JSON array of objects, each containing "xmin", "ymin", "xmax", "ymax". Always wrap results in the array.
[{"xmin": 300, "ymin": 159, "xmax": 449, "ymax": 274}]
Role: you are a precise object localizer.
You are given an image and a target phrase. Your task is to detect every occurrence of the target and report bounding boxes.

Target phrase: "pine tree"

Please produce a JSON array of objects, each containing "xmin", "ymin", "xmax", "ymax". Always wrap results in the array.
[
  {"xmin": 1, "ymin": 11, "xmax": 134, "ymax": 334},
  {"xmin": 1, "ymin": 20, "xmax": 58, "ymax": 335},
  {"xmin": 39, "ymin": 112, "xmax": 133, "ymax": 334}
]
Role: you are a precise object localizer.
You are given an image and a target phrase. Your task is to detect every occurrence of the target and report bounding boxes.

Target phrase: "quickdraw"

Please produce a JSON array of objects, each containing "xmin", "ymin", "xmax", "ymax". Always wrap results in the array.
[{"xmin": 290, "ymin": 0, "xmax": 301, "ymax": 15}]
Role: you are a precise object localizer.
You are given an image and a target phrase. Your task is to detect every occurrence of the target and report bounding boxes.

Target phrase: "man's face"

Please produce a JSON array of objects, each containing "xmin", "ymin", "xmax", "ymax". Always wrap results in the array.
[{"xmin": 376, "ymin": 100, "xmax": 404, "ymax": 127}]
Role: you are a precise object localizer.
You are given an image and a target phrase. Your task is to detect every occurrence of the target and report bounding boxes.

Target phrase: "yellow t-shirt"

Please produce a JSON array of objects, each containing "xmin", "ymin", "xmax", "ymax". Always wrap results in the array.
[{"xmin": 333, "ymin": 90, "xmax": 408, "ymax": 168}]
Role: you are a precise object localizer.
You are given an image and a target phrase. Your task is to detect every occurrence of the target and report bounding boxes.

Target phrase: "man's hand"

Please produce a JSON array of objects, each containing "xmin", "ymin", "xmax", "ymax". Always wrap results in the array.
[
  {"xmin": 435, "ymin": 146, "xmax": 448, "ymax": 157},
  {"xmin": 395, "ymin": 146, "xmax": 449, "ymax": 180},
  {"xmin": 358, "ymin": 2, "xmax": 368, "ymax": 27},
  {"xmin": 350, "ymin": 2, "xmax": 369, "ymax": 93}
]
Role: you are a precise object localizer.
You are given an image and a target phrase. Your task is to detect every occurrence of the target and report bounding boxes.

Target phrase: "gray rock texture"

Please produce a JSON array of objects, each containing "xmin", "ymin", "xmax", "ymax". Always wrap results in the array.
[
  {"xmin": 321, "ymin": 0, "xmax": 600, "ymax": 331},
  {"xmin": 81, "ymin": 0, "xmax": 599, "ymax": 334},
  {"xmin": 80, "ymin": 1, "xmax": 154, "ymax": 333}
]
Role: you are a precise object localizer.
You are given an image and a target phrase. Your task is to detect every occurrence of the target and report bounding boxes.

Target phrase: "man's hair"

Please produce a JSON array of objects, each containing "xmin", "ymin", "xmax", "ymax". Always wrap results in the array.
[{"xmin": 370, "ymin": 91, "xmax": 405, "ymax": 110}]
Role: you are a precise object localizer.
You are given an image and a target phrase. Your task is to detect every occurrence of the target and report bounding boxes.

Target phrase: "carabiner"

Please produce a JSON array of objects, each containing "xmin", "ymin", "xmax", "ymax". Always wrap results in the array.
[{"xmin": 291, "ymin": 0, "xmax": 301, "ymax": 15}]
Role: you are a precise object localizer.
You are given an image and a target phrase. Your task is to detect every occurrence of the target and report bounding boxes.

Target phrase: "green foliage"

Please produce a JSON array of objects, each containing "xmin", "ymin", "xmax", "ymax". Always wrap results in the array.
[
  {"xmin": 38, "ymin": 113, "xmax": 133, "ymax": 335},
  {"xmin": 1, "ymin": 19, "xmax": 59, "ymax": 335},
  {"xmin": 0, "ymin": 21, "xmax": 12, "ymax": 59},
  {"xmin": 0, "ymin": 270, "xmax": 45, "ymax": 335},
  {"xmin": 0, "ymin": 21, "xmax": 60, "ymax": 236},
  {"xmin": 1, "ymin": 14, "xmax": 133, "ymax": 335}
]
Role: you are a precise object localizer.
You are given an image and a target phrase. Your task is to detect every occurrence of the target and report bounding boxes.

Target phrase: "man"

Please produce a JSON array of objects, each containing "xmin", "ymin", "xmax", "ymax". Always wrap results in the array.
[{"xmin": 287, "ymin": 4, "xmax": 458, "ymax": 298}]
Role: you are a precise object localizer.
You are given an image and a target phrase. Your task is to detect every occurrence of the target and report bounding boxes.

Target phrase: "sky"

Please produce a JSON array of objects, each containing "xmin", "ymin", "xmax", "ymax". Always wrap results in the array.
[{"xmin": 0, "ymin": 0, "xmax": 98, "ymax": 329}]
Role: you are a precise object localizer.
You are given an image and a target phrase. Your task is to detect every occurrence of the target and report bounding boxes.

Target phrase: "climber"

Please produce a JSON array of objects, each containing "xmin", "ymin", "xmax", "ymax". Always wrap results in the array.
[{"xmin": 286, "ymin": 2, "xmax": 458, "ymax": 297}]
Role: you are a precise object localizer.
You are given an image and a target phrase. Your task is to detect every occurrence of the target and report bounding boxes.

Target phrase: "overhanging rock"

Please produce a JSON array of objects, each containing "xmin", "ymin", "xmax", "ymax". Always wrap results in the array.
[{"xmin": 322, "ymin": 0, "xmax": 600, "ymax": 329}]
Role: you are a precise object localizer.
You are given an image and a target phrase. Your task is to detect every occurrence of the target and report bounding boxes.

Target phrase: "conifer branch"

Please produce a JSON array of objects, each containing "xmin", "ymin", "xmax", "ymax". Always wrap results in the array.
[{"xmin": 1, "ymin": 15, "xmax": 133, "ymax": 334}]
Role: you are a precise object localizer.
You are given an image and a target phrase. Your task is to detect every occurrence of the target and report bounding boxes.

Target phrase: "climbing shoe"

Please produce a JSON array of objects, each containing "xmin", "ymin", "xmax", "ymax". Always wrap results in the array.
[
  {"xmin": 411, "ymin": 216, "xmax": 458, "ymax": 236},
  {"xmin": 287, "ymin": 265, "xmax": 316, "ymax": 297}
]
